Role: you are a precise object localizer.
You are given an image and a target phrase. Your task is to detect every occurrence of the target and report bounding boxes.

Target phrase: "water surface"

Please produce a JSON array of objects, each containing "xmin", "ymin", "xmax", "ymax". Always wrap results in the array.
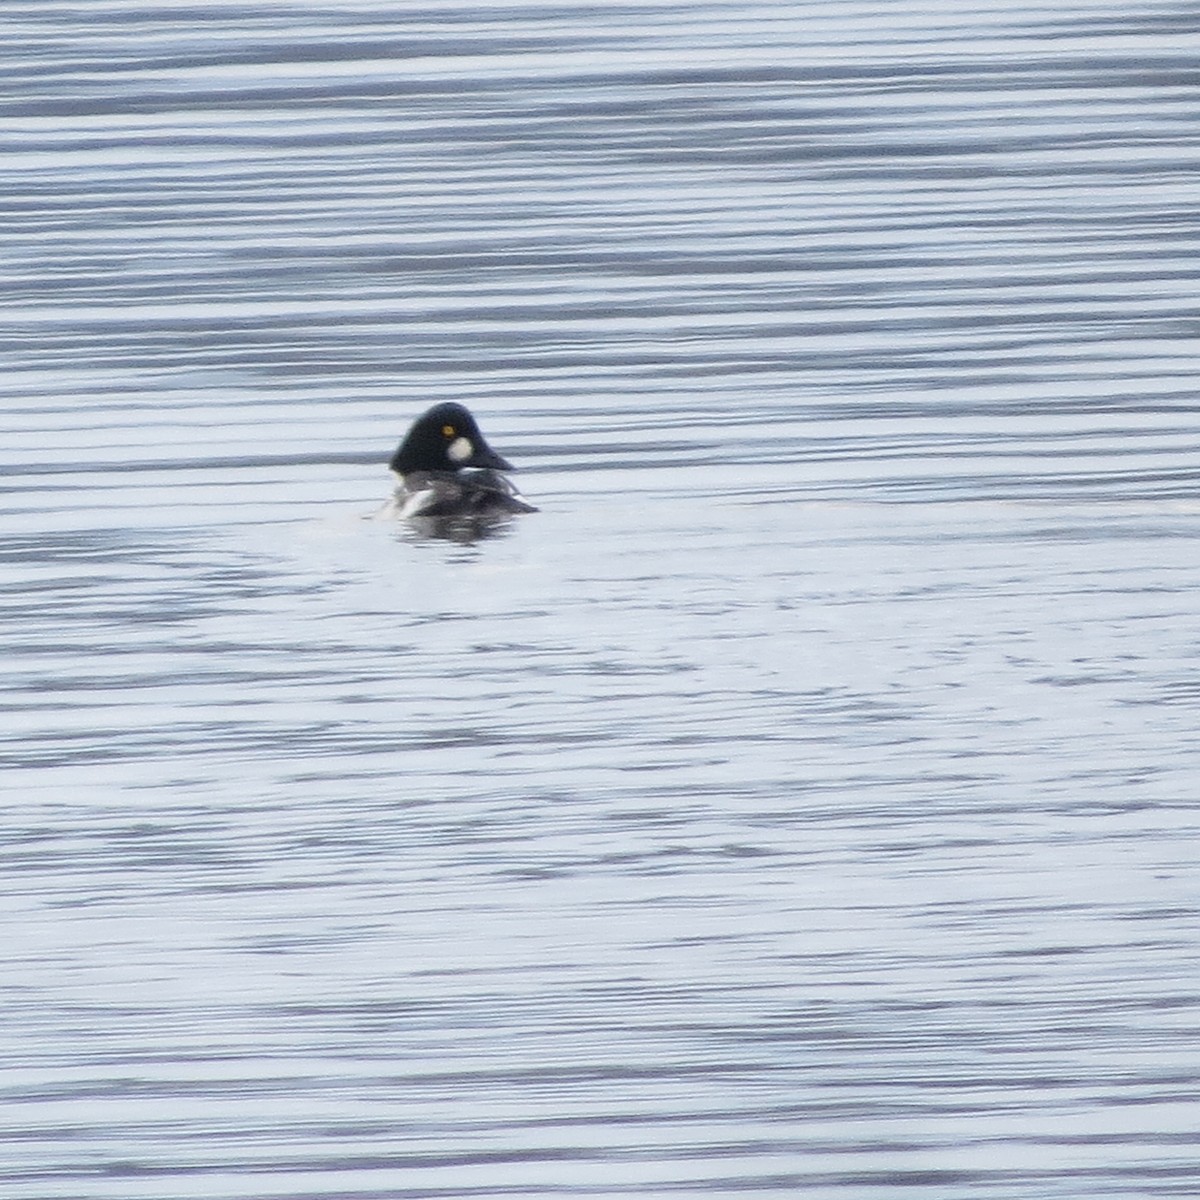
[{"xmin": 3, "ymin": 2, "xmax": 1200, "ymax": 1196}]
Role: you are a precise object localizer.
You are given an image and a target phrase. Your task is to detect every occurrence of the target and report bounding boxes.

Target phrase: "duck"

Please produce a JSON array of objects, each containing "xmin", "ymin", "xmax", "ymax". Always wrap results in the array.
[{"xmin": 387, "ymin": 402, "xmax": 537, "ymax": 520}]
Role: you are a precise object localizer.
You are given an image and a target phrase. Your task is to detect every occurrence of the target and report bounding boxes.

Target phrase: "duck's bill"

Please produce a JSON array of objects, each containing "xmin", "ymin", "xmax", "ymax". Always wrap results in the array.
[{"xmin": 470, "ymin": 445, "xmax": 515, "ymax": 471}]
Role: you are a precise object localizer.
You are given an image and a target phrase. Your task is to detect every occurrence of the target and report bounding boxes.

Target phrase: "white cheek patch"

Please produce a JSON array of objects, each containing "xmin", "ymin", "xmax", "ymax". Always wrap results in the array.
[{"xmin": 447, "ymin": 436, "xmax": 474, "ymax": 464}]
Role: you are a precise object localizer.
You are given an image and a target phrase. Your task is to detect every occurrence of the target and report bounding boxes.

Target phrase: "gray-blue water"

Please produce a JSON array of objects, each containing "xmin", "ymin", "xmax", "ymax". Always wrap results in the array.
[{"xmin": 3, "ymin": 2, "xmax": 1200, "ymax": 1196}]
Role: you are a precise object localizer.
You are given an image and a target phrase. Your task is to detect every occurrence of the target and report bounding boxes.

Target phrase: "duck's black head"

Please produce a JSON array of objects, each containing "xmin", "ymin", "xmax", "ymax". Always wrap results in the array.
[{"xmin": 388, "ymin": 402, "xmax": 515, "ymax": 475}]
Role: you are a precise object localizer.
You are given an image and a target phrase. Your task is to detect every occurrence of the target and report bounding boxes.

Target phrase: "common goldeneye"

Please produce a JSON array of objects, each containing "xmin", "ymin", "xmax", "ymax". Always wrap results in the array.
[{"xmin": 388, "ymin": 402, "xmax": 536, "ymax": 520}]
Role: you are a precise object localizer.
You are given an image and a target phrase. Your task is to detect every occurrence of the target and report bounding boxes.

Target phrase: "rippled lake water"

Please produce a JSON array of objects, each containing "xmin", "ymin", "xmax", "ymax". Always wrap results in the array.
[{"xmin": 3, "ymin": 2, "xmax": 1200, "ymax": 1196}]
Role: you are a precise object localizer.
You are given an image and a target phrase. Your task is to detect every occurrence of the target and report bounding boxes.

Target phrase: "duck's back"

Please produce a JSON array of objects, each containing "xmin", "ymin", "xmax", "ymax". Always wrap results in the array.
[{"xmin": 395, "ymin": 469, "xmax": 537, "ymax": 519}]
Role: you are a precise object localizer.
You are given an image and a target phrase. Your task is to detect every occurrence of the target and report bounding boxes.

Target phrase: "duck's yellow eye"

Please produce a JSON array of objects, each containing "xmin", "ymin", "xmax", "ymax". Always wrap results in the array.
[{"xmin": 442, "ymin": 424, "xmax": 456, "ymax": 438}]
